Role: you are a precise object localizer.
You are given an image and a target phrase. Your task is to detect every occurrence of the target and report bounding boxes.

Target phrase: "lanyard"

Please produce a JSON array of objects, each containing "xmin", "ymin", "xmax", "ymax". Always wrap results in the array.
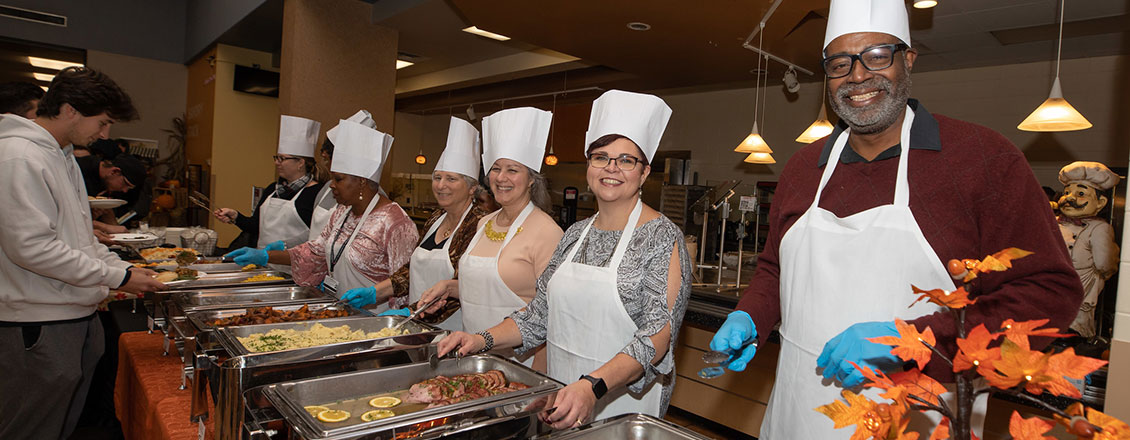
[{"xmin": 328, "ymin": 213, "xmax": 351, "ymax": 273}]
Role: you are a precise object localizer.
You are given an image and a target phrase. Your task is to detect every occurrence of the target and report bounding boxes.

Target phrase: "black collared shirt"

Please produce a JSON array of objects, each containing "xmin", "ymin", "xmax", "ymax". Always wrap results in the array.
[{"xmin": 817, "ymin": 98, "xmax": 942, "ymax": 167}]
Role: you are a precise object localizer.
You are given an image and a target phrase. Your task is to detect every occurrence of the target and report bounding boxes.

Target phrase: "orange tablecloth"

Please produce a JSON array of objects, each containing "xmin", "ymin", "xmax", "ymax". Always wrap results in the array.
[{"xmin": 115, "ymin": 331, "xmax": 215, "ymax": 440}]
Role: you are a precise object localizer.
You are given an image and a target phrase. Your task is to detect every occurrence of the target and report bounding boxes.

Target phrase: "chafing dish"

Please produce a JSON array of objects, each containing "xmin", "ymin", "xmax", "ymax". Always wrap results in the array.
[
  {"xmin": 191, "ymin": 316, "xmax": 446, "ymax": 439},
  {"xmin": 154, "ymin": 285, "xmax": 330, "ymax": 358},
  {"xmin": 173, "ymin": 302, "xmax": 359, "ymax": 390},
  {"xmin": 534, "ymin": 413, "xmax": 711, "ymax": 440},
  {"xmin": 184, "ymin": 262, "xmax": 268, "ymax": 273},
  {"xmin": 247, "ymin": 354, "xmax": 562, "ymax": 439}
]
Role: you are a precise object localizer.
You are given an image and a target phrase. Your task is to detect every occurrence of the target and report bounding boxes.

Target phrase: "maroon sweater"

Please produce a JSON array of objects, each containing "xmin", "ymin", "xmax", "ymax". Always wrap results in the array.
[{"xmin": 735, "ymin": 112, "xmax": 1084, "ymax": 381}]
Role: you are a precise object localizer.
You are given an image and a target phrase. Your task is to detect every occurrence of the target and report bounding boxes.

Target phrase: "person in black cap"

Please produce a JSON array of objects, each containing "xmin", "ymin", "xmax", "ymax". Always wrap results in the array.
[{"xmin": 75, "ymin": 153, "xmax": 147, "ymax": 232}]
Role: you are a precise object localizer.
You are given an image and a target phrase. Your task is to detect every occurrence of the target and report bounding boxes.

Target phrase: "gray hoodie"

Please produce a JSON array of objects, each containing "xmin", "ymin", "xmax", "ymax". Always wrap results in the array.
[{"xmin": 0, "ymin": 114, "xmax": 132, "ymax": 322}]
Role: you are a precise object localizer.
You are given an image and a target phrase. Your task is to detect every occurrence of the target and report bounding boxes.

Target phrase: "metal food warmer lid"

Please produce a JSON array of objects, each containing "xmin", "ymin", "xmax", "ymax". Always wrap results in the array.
[
  {"xmin": 256, "ymin": 354, "xmax": 562, "ymax": 439},
  {"xmin": 533, "ymin": 413, "xmax": 711, "ymax": 440},
  {"xmin": 159, "ymin": 270, "xmax": 295, "ymax": 291},
  {"xmin": 171, "ymin": 285, "xmax": 331, "ymax": 312}
]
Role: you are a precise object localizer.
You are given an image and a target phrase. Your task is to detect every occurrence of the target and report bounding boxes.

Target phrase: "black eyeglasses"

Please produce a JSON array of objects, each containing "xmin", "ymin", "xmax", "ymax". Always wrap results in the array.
[
  {"xmin": 589, "ymin": 153, "xmax": 643, "ymax": 171},
  {"xmin": 822, "ymin": 43, "xmax": 909, "ymax": 79},
  {"xmin": 272, "ymin": 155, "xmax": 302, "ymax": 163}
]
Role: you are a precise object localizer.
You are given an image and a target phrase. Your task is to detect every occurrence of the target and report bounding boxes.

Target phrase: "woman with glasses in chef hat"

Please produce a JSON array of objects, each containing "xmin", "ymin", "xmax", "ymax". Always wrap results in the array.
[
  {"xmin": 336, "ymin": 117, "xmax": 491, "ymax": 331},
  {"xmin": 420, "ymin": 107, "xmax": 564, "ymax": 371},
  {"xmin": 214, "ymin": 115, "xmax": 326, "ymax": 251},
  {"xmin": 226, "ymin": 119, "xmax": 418, "ymax": 313},
  {"xmin": 438, "ymin": 90, "xmax": 692, "ymax": 428}
]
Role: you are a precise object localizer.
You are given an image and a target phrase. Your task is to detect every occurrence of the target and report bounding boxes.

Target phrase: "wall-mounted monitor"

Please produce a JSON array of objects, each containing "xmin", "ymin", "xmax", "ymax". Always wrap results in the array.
[{"xmin": 233, "ymin": 65, "xmax": 279, "ymax": 98}]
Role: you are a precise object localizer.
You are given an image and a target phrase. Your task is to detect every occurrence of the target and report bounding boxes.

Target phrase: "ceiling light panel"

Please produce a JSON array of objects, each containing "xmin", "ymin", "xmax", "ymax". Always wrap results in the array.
[
  {"xmin": 28, "ymin": 56, "xmax": 83, "ymax": 70},
  {"xmin": 462, "ymin": 26, "xmax": 510, "ymax": 41}
]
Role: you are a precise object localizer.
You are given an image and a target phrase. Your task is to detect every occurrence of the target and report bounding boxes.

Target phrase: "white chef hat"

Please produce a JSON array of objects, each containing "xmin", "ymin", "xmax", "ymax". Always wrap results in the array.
[
  {"xmin": 481, "ymin": 107, "xmax": 552, "ymax": 173},
  {"xmin": 434, "ymin": 117, "xmax": 481, "ymax": 179},
  {"xmin": 278, "ymin": 115, "xmax": 321, "ymax": 157},
  {"xmin": 330, "ymin": 120, "xmax": 393, "ymax": 182},
  {"xmin": 824, "ymin": 0, "xmax": 911, "ymax": 53},
  {"xmin": 584, "ymin": 89, "xmax": 672, "ymax": 162},
  {"xmin": 1059, "ymin": 161, "xmax": 1120, "ymax": 191},
  {"xmin": 325, "ymin": 109, "xmax": 376, "ymax": 146}
]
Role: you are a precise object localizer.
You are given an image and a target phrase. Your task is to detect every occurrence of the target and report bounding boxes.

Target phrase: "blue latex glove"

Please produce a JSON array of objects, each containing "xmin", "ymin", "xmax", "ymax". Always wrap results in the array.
[
  {"xmin": 709, "ymin": 311, "xmax": 759, "ymax": 372},
  {"xmin": 816, "ymin": 321, "xmax": 901, "ymax": 388},
  {"xmin": 340, "ymin": 286, "xmax": 377, "ymax": 308},
  {"xmin": 224, "ymin": 247, "xmax": 268, "ymax": 267},
  {"xmin": 378, "ymin": 308, "xmax": 411, "ymax": 317},
  {"xmin": 263, "ymin": 240, "xmax": 286, "ymax": 251}
]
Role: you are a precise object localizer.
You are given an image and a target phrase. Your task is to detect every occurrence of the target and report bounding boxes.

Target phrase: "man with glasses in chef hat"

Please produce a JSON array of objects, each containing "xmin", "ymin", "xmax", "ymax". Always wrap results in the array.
[{"xmin": 709, "ymin": 0, "xmax": 1083, "ymax": 437}]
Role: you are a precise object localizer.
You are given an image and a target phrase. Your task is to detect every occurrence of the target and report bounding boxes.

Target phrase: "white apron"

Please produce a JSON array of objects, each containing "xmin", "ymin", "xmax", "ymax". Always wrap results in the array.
[
  {"xmin": 257, "ymin": 184, "xmax": 312, "ymax": 249},
  {"xmin": 761, "ymin": 107, "xmax": 986, "ymax": 439},
  {"xmin": 408, "ymin": 204, "xmax": 473, "ymax": 331},
  {"xmin": 324, "ymin": 196, "xmax": 389, "ymax": 314},
  {"xmin": 546, "ymin": 200, "xmax": 663, "ymax": 420},
  {"xmin": 458, "ymin": 202, "xmax": 537, "ymax": 366},
  {"xmin": 308, "ymin": 184, "xmax": 336, "ymax": 242}
]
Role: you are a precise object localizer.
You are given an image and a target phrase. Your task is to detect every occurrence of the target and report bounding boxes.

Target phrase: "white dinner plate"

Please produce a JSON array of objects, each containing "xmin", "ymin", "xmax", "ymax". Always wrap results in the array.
[
  {"xmin": 89, "ymin": 198, "xmax": 127, "ymax": 209},
  {"xmin": 110, "ymin": 233, "xmax": 160, "ymax": 243}
]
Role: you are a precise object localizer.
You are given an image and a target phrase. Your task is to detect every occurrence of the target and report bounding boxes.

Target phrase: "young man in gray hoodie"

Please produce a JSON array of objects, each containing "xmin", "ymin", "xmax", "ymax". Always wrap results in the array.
[{"xmin": 0, "ymin": 67, "xmax": 167, "ymax": 439}]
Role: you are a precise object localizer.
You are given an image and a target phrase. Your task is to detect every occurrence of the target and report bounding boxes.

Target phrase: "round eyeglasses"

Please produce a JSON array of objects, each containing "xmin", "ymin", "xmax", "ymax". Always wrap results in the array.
[
  {"xmin": 589, "ymin": 153, "xmax": 643, "ymax": 171},
  {"xmin": 822, "ymin": 43, "xmax": 909, "ymax": 79}
]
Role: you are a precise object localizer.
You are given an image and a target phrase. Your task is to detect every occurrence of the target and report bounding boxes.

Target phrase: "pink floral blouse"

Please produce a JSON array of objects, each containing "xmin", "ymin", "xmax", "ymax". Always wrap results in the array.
[{"xmin": 288, "ymin": 202, "xmax": 419, "ymax": 288}]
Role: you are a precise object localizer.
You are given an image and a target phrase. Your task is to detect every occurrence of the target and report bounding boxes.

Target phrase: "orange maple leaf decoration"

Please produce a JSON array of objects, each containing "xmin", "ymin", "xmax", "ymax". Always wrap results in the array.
[
  {"xmin": 979, "ymin": 339, "xmax": 1054, "ymax": 392},
  {"xmin": 953, "ymin": 324, "xmax": 999, "ymax": 373},
  {"xmin": 869, "ymin": 319, "xmax": 936, "ymax": 369},
  {"xmin": 961, "ymin": 247, "xmax": 1033, "ymax": 282},
  {"xmin": 1040, "ymin": 348, "xmax": 1109, "ymax": 399},
  {"xmin": 910, "ymin": 285, "xmax": 977, "ymax": 309},
  {"xmin": 999, "ymin": 319, "xmax": 1073, "ymax": 350},
  {"xmin": 1087, "ymin": 407, "xmax": 1130, "ymax": 440},
  {"xmin": 1008, "ymin": 411, "xmax": 1056, "ymax": 440},
  {"xmin": 888, "ymin": 369, "xmax": 948, "ymax": 408},
  {"xmin": 815, "ymin": 389, "xmax": 920, "ymax": 440}
]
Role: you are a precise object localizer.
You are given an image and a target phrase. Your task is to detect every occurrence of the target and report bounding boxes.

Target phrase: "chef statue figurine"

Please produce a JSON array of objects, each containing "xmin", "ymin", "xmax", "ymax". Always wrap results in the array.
[{"xmin": 1057, "ymin": 161, "xmax": 1120, "ymax": 338}]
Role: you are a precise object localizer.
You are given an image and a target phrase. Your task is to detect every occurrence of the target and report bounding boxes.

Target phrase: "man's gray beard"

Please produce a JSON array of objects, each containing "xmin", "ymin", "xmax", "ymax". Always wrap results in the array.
[{"xmin": 828, "ymin": 67, "xmax": 913, "ymax": 134}]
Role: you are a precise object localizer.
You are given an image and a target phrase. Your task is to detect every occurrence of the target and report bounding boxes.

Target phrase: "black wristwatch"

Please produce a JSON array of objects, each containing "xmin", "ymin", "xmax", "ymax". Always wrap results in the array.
[{"xmin": 579, "ymin": 375, "xmax": 607, "ymax": 399}]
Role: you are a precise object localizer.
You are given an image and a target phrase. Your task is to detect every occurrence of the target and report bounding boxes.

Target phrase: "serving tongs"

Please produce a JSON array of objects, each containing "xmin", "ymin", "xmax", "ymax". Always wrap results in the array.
[
  {"xmin": 389, "ymin": 294, "xmax": 444, "ymax": 334},
  {"xmin": 188, "ymin": 195, "xmax": 211, "ymax": 211},
  {"xmin": 697, "ymin": 339, "xmax": 759, "ymax": 379}
]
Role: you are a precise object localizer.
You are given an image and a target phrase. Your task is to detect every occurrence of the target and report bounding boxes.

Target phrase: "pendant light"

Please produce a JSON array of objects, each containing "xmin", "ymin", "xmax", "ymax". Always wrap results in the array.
[
  {"xmin": 1018, "ymin": 0, "xmax": 1091, "ymax": 132},
  {"xmin": 735, "ymin": 25, "xmax": 772, "ymax": 155},
  {"xmin": 744, "ymin": 151, "xmax": 776, "ymax": 164},
  {"xmin": 414, "ymin": 150, "xmax": 427, "ymax": 165},
  {"xmin": 795, "ymin": 77, "xmax": 835, "ymax": 143},
  {"xmin": 545, "ymin": 91, "xmax": 559, "ymax": 166}
]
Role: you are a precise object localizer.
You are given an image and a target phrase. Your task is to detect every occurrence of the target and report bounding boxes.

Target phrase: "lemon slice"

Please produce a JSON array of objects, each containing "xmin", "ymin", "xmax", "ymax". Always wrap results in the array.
[
  {"xmin": 368, "ymin": 396, "xmax": 401, "ymax": 408},
  {"xmin": 316, "ymin": 409, "xmax": 351, "ymax": 423},
  {"xmin": 303, "ymin": 405, "xmax": 329, "ymax": 416},
  {"xmin": 361, "ymin": 409, "xmax": 395, "ymax": 421}
]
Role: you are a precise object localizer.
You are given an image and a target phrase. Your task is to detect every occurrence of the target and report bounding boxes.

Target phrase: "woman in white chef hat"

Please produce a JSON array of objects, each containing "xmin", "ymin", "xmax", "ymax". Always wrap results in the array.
[
  {"xmin": 214, "ymin": 115, "xmax": 326, "ymax": 250},
  {"xmin": 420, "ymin": 107, "xmax": 563, "ymax": 370},
  {"xmin": 307, "ymin": 109, "xmax": 377, "ymax": 241},
  {"xmin": 228, "ymin": 119, "xmax": 419, "ymax": 314},
  {"xmin": 438, "ymin": 90, "xmax": 692, "ymax": 428},
  {"xmin": 337, "ymin": 117, "xmax": 492, "ymax": 331}
]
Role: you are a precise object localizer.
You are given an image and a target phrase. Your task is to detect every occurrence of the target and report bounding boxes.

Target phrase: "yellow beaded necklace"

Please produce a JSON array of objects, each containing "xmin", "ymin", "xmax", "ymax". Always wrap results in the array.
[{"xmin": 484, "ymin": 219, "xmax": 521, "ymax": 242}]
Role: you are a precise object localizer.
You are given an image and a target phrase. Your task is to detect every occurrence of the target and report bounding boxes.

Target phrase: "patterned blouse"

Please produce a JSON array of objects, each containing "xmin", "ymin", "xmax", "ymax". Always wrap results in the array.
[
  {"xmin": 289, "ymin": 201, "xmax": 418, "ymax": 288},
  {"xmin": 509, "ymin": 215, "xmax": 692, "ymax": 414},
  {"xmin": 387, "ymin": 203, "xmax": 490, "ymax": 309}
]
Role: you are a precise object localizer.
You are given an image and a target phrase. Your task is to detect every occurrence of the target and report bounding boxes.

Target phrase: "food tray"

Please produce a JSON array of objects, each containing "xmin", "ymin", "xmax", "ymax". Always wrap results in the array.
[
  {"xmin": 184, "ymin": 303, "xmax": 356, "ymax": 332},
  {"xmin": 212, "ymin": 315, "xmax": 441, "ymax": 357},
  {"xmin": 170, "ymin": 285, "xmax": 329, "ymax": 311},
  {"xmin": 535, "ymin": 413, "xmax": 711, "ymax": 440},
  {"xmin": 159, "ymin": 270, "xmax": 292, "ymax": 290},
  {"xmin": 263, "ymin": 354, "xmax": 561, "ymax": 439},
  {"xmin": 182, "ymin": 262, "xmax": 265, "ymax": 273}
]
